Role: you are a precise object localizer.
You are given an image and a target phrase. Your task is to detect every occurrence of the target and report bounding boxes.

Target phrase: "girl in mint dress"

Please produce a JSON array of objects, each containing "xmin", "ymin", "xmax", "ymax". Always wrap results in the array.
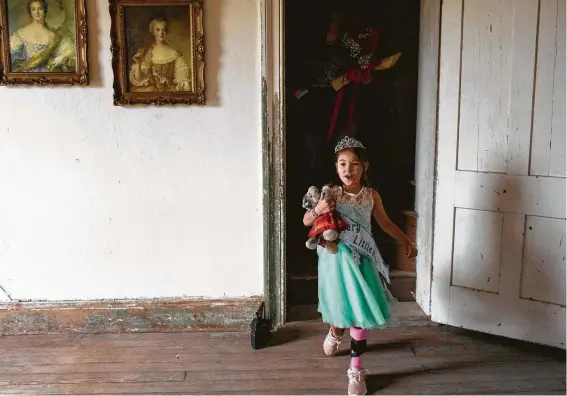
[{"xmin": 302, "ymin": 136, "xmax": 417, "ymax": 396}]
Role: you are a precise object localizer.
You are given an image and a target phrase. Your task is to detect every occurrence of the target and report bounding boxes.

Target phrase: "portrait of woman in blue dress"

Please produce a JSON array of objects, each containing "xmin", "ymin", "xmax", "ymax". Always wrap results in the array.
[{"xmin": 8, "ymin": 0, "xmax": 76, "ymax": 73}]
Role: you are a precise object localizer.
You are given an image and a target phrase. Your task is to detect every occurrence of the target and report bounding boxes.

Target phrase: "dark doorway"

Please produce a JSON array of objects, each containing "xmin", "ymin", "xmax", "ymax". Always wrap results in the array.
[{"xmin": 285, "ymin": 0, "xmax": 421, "ymax": 320}]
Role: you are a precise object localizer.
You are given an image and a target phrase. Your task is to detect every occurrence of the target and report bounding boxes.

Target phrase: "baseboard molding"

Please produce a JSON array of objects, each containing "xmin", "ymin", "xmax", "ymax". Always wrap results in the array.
[{"xmin": 0, "ymin": 297, "xmax": 263, "ymax": 335}]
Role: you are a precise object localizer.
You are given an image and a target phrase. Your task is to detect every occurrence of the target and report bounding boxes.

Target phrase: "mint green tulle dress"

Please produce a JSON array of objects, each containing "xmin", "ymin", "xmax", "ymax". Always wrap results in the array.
[{"xmin": 316, "ymin": 186, "xmax": 392, "ymax": 329}]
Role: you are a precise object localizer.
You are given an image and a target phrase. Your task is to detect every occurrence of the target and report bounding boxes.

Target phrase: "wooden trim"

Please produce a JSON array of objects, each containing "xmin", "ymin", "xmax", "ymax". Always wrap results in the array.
[
  {"xmin": 260, "ymin": 0, "xmax": 286, "ymax": 328},
  {"xmin": 430, "ymin": 0, "xmax": 463, "ymax": 324},
  {"xmin": 0, "ymin": 297, "xmax": 262, "ymax": 335},
  {"xmin": 414, "ymin": 0, "xmax": 442, "ymax": 317}
]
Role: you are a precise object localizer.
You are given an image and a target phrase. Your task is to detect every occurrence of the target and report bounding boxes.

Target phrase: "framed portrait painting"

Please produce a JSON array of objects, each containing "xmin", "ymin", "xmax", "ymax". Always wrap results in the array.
[
  {"xmin": 109, "ymin": 0, "xmax": 205, "ymax": 106},
  {"xmin": 0, "ymin": 0, "xmax": 88, "ymax": 85}
]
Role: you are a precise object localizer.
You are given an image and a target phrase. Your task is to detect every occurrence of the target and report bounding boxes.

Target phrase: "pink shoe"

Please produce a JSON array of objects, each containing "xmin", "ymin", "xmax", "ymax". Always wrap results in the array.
[
  {"xmin": 323, "ymin": 327, "xmax": 343, "ymax": 356},
  {"xmin": 347, "ymin": 366, "xmax": 367, "ymax": 396}
]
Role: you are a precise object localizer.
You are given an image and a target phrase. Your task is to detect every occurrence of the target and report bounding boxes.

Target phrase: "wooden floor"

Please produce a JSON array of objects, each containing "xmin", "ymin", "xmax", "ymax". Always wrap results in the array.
[{"xmin": 0, "ymin": 303, "xmax": 565, "ymax": 395}]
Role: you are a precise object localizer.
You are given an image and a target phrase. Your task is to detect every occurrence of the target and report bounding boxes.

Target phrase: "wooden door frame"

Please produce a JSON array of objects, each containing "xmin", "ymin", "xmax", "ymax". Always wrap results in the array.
[
  {"xmin": 260, "ymin": 0, "xmax": 286, "ymax": 328},
  {"xmin": 260, "ymin": 0, "xmax": 442, "ymax": 328}
]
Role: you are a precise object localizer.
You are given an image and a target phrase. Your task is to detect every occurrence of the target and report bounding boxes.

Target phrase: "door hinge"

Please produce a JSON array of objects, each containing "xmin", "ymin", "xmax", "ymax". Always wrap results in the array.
[{"xmin": 279, "ymin": 185, "xmax": 284, "ymax": 200}]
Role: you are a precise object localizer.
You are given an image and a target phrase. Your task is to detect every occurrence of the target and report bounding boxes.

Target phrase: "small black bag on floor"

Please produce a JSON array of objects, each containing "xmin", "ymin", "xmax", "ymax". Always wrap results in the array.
[{"xmin": 250, "ymin": 301, "xmax": 271, "ymax": 349}]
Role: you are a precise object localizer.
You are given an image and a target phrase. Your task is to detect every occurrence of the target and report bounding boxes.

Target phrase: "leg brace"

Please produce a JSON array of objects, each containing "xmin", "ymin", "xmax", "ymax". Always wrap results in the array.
[{"xmin": 350, "ymin": 338, "xmax": 367, "ymax": 357}]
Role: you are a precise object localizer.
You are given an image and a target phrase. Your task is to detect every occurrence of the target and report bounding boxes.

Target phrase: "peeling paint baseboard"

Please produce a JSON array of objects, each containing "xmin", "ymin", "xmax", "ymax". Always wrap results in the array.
[{"xmin": 0, "ymin": 297, "xmax": 263, "ymax": 335}]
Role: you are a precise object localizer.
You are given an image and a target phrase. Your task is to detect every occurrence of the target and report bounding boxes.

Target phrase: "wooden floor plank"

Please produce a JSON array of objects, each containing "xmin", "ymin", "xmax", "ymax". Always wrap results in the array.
[
  {"xmin": 0, "ymin": 345, "xmax": 416, "ymax": 366},
  {"xmin": 375, "ymin": 362, "xmax": 566, "ymax": 384},
  {"xmin": 1, "ymin": 325, "xmax": 551, "ymax": 355},
  {"xmin": 369, "ymin": 378, "xmax": 566, "ymax": 395},
  {"xmin": 0, "ymin": 325, "xmax": 451, "ymax": 349},
  {"xmin": 1, "ymin": 322, "xmax": 519, "ymax": 351},
  {"xmin": 0, "ymin": 377, "xmax": 564, "ymax": 395},
  {"xmin": 422, "ymin": 360, "xmax": 566, "ymax": 377},
  {"xmin": 412, "ymin": 342, "xmax": 563, "ymax": 362},
  {"xmin": 0, "ymin": 371, "xmax": 185, "ymax": 386},
  {"xmin": 0, "ymin": 357, "xmax": 426, "ymax": 376},
  {"xmin": 0, "ymin": 379, "xmax": 346, "ymax": 395},
  {"xmin": 0, "ymin": 331, "xmax": 247, "ymax": 349}
]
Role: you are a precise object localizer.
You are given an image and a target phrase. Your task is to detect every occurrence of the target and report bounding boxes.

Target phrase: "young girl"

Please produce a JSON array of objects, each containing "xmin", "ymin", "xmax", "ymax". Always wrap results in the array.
[{"xmin": 303, "ymin": 136, "xmax": 417, "ymax": 396}]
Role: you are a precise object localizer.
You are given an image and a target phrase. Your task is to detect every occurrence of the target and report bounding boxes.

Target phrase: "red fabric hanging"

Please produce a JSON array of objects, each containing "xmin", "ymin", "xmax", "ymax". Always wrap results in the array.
[{"xmin": 325, "ymin": 28, "xmax": 381, "ymax": 142}]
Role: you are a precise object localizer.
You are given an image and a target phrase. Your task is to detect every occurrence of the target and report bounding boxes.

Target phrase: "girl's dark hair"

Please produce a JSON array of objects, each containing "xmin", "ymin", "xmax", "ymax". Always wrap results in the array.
[
  {"xmin": 27, "ymin": 0, "xmax": 48, "ymax": 16},
  {"xmin": 333, "ymin": 147, "xmax": 375, "ymax": 188}
]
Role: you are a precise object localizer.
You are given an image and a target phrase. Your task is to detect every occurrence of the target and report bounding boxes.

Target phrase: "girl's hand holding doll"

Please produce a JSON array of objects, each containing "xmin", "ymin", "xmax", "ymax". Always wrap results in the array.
[
  {"xmin": 315, "ymin": 197, "xmax": 335, "ymax": 215},
  {"xmin": 303, "ymin": 196, "xmax": 335, "ymax": 227}
]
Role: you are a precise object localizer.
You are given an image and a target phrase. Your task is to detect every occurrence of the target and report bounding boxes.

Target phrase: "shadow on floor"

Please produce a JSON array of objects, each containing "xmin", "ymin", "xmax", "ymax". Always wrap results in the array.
[
  {"xmin": 266, "ymin": 326, "xmax": 302, "ymax": 347},
  {"xmin": 335, "ymin": 340, "xmax": 416, "ymax": 357}
]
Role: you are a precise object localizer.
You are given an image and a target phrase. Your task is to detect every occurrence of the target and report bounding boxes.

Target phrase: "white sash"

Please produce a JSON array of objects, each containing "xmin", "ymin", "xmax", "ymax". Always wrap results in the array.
[{"xmin": 340, "ymin": 216, "xmax": 391, "ymax": 284}]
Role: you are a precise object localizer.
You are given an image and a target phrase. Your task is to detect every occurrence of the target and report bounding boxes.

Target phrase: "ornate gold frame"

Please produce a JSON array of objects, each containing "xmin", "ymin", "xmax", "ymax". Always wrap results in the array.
[
  {"xmin": 109, "ymin": 0, "xmax": 205, "ymax": 106},
  {"xmin": 0, "ymin": 0, "xmax": 88, "ymax": 86}
]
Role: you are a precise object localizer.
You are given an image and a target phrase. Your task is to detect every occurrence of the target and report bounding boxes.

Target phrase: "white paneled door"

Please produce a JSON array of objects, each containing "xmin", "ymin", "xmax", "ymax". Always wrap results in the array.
[{"xmin": 431, "ymin": 0, "xmax": 566, "ymax": 348}]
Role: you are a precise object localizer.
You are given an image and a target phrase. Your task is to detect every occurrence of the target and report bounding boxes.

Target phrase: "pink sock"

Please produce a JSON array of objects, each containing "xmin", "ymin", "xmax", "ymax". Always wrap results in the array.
[
  {"xmin": 350, "ymin": 327, "xmax": 369, "ymax": 340},
  {"xmin": 350, "ymin": 327, "xmax": 368, "ymax": 369},
  {"xmin": 351, "ymin": 356, "xmax": 363, "ymax": 369}
]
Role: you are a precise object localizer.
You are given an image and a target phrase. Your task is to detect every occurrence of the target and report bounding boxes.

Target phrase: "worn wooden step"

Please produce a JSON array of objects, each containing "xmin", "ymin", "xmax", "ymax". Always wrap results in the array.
[
  {"xmin": 395, "ymin": 210, "xmax": 418, "ymax": 272},
  {"xmin": 287, "ymin": 271, "xmax": 318, "ymax": 306},
  {"xmin": 389, "ymin": 269, "xmax": 417, "ymax": 302}
]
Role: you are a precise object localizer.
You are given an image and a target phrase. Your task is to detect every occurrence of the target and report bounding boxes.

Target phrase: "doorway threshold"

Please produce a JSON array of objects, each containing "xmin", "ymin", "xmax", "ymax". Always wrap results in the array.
[{"xmin": 287, "ymin": 301, "xmax": 435, "ymax": 328}]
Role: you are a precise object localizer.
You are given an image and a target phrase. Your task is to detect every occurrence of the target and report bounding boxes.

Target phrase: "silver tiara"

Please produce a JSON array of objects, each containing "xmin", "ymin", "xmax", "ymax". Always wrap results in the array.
[{"xmin": 334, "ymin": 136, "xmax": 365, "ymax": 153}]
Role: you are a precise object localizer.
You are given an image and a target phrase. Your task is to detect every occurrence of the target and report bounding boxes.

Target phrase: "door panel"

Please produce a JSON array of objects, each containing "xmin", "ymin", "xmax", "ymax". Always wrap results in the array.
[{"xmin": 432, "ymin": 0, "xmax": 566, "ymax": 349}]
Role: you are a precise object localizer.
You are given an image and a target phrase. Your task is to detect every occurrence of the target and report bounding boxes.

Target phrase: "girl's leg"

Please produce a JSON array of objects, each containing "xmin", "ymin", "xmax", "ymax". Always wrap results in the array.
[
  {"xmin": 331, "ymin": 326, "xmax": 344, "ymax": 337},
  {"xmin": 323, "ymin": 325, "xmax": 345, "ymax": 356},
  {"xmin": 349, "ymin": 327, "xmax": 368, "ymax": 368},
  {"xmin": 347, "ymin": 327, "xmax": 368, "ymax": 396}
]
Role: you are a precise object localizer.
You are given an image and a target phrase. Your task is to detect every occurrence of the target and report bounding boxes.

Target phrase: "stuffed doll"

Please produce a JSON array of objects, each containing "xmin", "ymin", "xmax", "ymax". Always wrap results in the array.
[{"xmin": 302, "ymin": 185, "xmax": 348, "ymax": 254}]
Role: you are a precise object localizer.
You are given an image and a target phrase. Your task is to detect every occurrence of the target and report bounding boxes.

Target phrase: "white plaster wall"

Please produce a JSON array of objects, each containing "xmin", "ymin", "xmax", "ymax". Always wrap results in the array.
[{"xmin": 0, "ymin": 0, "xmax": 263, "ymax": 300}]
